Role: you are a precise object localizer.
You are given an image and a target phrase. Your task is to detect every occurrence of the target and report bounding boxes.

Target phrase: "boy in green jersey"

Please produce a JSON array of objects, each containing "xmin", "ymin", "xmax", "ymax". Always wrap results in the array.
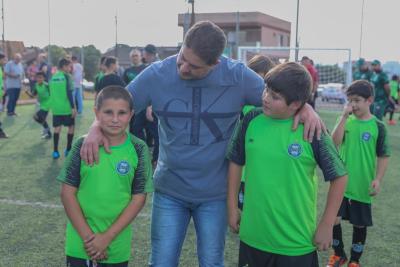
[
  {"xmin": 50, "ymin": 58, "xmax": 76, "ymax": 159},
  {"xmin": 58, "ymin": 85, "xmax": 153, "ymax": 266},
  {"xmin": 387, "ymin": 74, "xmax": 399, "ymax": 125},
  {"xmin": 328, "ymin": 80, "xmax": 391, "ymax": 267},
  {"xmin": 0, "ymin": 52, "xmax": 7, "ymax": 138},
  {"xmin": 26, "ymin": 71, "xmax": 52, "ymax": 139},
  {"xmin": 227, "ymin": 62, "xmax": 348, "ymax": 267}
]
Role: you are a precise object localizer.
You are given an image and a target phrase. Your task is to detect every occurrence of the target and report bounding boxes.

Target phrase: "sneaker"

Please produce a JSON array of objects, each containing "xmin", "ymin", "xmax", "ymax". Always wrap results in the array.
[
  {"xmin": 42, "ymin": 132, "xmax": 52, "ymax": 139},
  {"xmin": 348, "ymin": 262, "xmax": 360, "ymax": 267},
  {"xmin": 52, "ymin": 151, "xmax": 60, "ymax": 159},
  {"xmin": 388, "ymin": 120, "xmax": 396, "ymax": 125},
  {"xmin": 7, "ymin": 112, "xmax": 17, "ymax": 116},
  {"xmin": 0, "ymin": 129, "xmax": 8, "ymax": 138},
  {"xmin": 64, "ymin": 149, "xmax": 70, "ymax": 157},
  {"xmin": 326, "ymin": 255, "xmax": 348, "ymax": 267}
]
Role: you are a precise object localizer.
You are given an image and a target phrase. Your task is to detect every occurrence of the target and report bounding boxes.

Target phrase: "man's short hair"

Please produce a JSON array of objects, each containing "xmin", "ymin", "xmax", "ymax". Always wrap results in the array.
[
  {"xmin": 183, "ymin": 21, "xmax": 227, "ymax": 65},
  {"xmin": 71, "ymin": 56, "xmax": 78, "ymax": 61},
  {"xmin": 129, "ymin": 48, "xmax": 141, "ymax": 57},
  {"xmin": 264, "ymin": 62, "xmax": 312, "ymax": 106},
  {"xmin": 36, "ymin": 71, "xmax": 46, "ymax": 77},
  {"xmin": 104, "ymin": 56, "xmax": 117, "ymax": 68},
  {"xmin": 346, "ymin": 80, "xmax": 374, "ymax": 99},
  {"xmin": 247, "ymin": 55, "xmax": 275, "ymax": 77},
  {"xmin": 144, "ymin": 44, "xmax": 157, "ymax": 55},
  {"xmin": 58, "ymin": 58, "xmax": 71, "ymax": 69},
  {"xmin": 95, "ymin": 85, "xmax": 133, "ymax": 111}
]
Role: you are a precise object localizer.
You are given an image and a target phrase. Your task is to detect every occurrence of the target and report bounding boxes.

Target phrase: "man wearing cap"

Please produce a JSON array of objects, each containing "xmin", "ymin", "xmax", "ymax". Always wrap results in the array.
[
  {"xmin": 353, "ymin": 58, "xmax": 372, "ymax": 81},
  {"xmin": 370, "ymin": 59, "xmax": 392, "ymax": 120},
  {"xmin": 143, "ymin": 44, "xmax": 159, "ymax": 65}
]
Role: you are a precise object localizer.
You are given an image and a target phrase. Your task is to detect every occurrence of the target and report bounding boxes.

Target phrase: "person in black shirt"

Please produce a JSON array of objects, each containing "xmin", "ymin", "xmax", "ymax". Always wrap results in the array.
[
  {"xmin": 95, "ymin": 56, "xmax": 125, "ymax": 98},
  {"xmin": 123, "ymin": 48, "xmax": 146, "ymax": 84}
]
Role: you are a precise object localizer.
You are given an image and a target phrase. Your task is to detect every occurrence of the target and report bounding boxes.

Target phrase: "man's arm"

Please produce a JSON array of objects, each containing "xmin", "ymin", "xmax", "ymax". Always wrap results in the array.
[
  {"xmin": 227, "ymin": 162, "xmax": 242, "ymax": 233},
  {"xmin": 84, "ymin": 194, "xmax": 147, "ymax": 259},
  {"xmin": 314, "ymin": 175, "xmax": 347, "ymax": 251}
]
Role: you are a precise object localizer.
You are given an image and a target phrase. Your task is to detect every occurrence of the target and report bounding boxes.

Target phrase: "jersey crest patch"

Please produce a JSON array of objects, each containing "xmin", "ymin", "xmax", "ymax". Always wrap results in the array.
[
  {"xmin": 288, "ymin": 143, "xmax": 302, "ymax": 158},
  {"xmin": 362, "ymin": 132, "xmax": 371, "ymax": 141},
  {"xmin": 116, "ymin": 160, "xmax": 130, "ymax": 175}
]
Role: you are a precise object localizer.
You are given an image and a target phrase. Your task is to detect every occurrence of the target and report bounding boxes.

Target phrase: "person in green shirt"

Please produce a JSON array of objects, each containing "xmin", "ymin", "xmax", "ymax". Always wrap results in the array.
[
  {"xmin": 26, "ymin": 71, "xmax": 52, "ymax": 139},
  {"xmin": 94, "ymin": 56, "xmax": 107, "ymax": 96},
  {"xmin": 0, "ymin": 52, "xmax": 7, "ymax": 138},
  {"xmin": 370, "ymin": 59, "xmax": 392, "ymax": 120},
  {"xmin": 227, "ymin": 62, "xmax": 348, "ymax": 267},
  {"xmin": 49, "ymin": 58, "xmax": 76, "ymax": 159},
  {"xmin": 387, "ymin": 74, "xmax": 399, "ymax": 124},
  {"xmin": 329, "ymin": 80, "xmax": 391, "ymax": 267},
  {"xmin": 58, "ymin": 85, "xmax": 153, "ymax": 266},
  {"xmin": 352, "ymin": 58, "xmax": 372, "ymax": 82}
]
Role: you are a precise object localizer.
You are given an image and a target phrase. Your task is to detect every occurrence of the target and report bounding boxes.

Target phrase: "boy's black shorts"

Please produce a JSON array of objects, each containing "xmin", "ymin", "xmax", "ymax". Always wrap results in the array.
[
  {"xmin": 239, "ymin": 241, "xmax": 319, "ymax": 267},
  {"xmin": 34, "ymin": 109, "xmax": 48, "ymax": 123},
  {"xmin": 338, "ymin": 197, "xmax": 372, "ymax": 227},
  {"xmin": 66, "ymin": 256, "xmax": 128, "ymax": 267},
  {"xmin": 53, "ymin": 115, "xmax": 75, "ymax": 127}
]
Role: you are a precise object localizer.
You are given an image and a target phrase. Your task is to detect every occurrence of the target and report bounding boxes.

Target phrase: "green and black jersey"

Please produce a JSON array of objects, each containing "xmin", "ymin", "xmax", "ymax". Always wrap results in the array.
[
  {"xmin": 33, "ymin": 82, "xmax": 50, "ymax": 111},
  {"xmin": 57, "ymin": 134, "xmax": 154, "ymax": 263},
  {"xmin": 49, "ymin": 71, "xmax": 74, "ymax": 115},
  {"xmin": 226, "ymin": 108, "xmax": 347, "ymax": 256},
  {"xmin": 371, "ymin": 71, "xmax": 390, "ymax": 103},
  {"xmin": 338, "ymin": 115, "xmax": 390, "ymax": 204},
  {"xmin": 353, "ymin": 70, "xmax": 373, "ymax": 81}
]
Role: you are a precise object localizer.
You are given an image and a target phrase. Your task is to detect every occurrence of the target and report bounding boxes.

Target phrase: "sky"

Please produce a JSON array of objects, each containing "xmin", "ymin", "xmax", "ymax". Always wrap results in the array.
[{"xmin": 3, "ymin": 0, "xmax": 399, "ymax": 63}]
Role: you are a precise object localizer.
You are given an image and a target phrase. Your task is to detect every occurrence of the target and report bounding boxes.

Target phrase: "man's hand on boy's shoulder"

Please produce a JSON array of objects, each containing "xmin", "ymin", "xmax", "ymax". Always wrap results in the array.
[
  {"xmin": 228, "ymin": 207, "xmax": 241, "ymax": 234},
  {"xmin": 293, "ymin": 103, "xmax": 327, "ymax": 142},
  {"xmin": 80, "ymin": 122, "xmax": 111, "ymax": 165},
  {"xmin": 369, "ymin": 179, "xmax": 381, "ymax": 196}
]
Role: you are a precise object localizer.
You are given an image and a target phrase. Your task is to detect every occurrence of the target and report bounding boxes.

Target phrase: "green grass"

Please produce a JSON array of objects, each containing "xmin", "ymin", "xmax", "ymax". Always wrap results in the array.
[{"xmin": 0, "ymin": 101, "xmax": 399, "ymax": 266}]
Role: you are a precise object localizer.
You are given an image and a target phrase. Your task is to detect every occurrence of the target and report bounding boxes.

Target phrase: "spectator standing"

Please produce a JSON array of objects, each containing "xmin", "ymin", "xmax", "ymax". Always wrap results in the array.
[{"xmin": 4, "ymin": 53, "xmax": 24, "ymax": 116}]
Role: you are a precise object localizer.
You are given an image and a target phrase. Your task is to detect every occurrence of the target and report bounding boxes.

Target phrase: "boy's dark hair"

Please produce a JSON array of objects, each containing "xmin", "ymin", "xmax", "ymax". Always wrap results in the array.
[
  {"xmin": 104, "ymin": 56, "xmax": 117, "ymax": 68},
  {"xmin": 264, "ymin": 62, "xmax": 312, "ymax": 107},
  {"xmin": 35, "ymin": 71, "xmax": 46, "ymax": 77},
  {"xmin": 183, "ymin": 21, "xmax": 227, "ymax": 65},
  {"xmin": 95, "ymin": 85, "xmax": 133, "ymax": 111},
  {"xmin": 247, "ymin": 55, "xmax": 275, "ymax": 77},
  {"xmin": 0, "ymin": 52, "xmax": 5, "ymax": 59},
  {"xmin": 346, "ymin": 80, "xmax": 374, "ymax": 99},
  {"xmin": 100, "ymin": 56, "xmax": 107, "ymax": 65},
  {"xmin": 58, "ymin": 58, "xmax": 71, "ymax": 69},
  {"xmin": 392, "ymin": 74, "xmax": 398, "ymax": 81},
  {"xmin": 71, "ymin": 55, "xmax": 78, "ymax": 61}
]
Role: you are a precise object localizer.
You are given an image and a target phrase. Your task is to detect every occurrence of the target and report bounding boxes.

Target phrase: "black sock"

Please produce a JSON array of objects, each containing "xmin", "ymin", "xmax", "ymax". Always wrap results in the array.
[
  {"xmin": 390, "ymin": 112, "xmax": 394, "ymax": 120},
  {"xmin": 350, "ymin": 226, "xmax": 367, "ymax": 263},
  {"xmin": 53, "ymin": 133, "xmax": 60, "ymax": 152},
  {"xmin": 42, "ymin": 121, "xmax": 49, "ymax": 131},
  {"xmin": 67, "ymin": 133, "xmax": 74, "ymax": 151},
  {"xmin": 332, "ymin": 224, "xmax": 346, "ymax": 257}
]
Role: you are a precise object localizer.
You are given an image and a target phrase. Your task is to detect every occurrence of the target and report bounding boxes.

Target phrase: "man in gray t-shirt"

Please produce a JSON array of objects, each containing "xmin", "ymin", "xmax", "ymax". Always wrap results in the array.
[
  {"xmin": 81, "ymin": 21, "xmax": 324, "ymax": 266},
  {"xmin": 4, "ymin": 53, "xmax": 24, "ymax": 116}
]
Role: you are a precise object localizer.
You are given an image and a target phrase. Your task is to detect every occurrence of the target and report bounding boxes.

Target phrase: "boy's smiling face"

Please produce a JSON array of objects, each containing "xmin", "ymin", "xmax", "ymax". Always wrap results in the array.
[
  {"xmin": 347, "ymin": 94, "xmax": 373, "ymax": 118},
  {"xmin": 95, "ymin": 98, "xmax": 133, "ymax": 139}
]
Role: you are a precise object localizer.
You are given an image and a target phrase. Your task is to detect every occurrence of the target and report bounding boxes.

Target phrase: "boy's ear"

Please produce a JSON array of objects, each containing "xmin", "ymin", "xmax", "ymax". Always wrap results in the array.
[
  {"xmin": 289, "ymin": 101, "xmax": 302, "ymax": 112},
  {"xmin": 367, "ymin": 96, "xmax": 374, "ymax": 104}
]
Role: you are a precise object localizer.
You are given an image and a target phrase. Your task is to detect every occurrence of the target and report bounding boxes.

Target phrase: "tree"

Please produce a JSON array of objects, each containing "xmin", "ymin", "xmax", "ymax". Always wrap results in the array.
[
  {"xmin": 44, "ymin": 45, "xmax": 67, "ymax": 67},
  {"xmin": 65, "ymin": 45, "xmax": 101, "ymax": 81}
]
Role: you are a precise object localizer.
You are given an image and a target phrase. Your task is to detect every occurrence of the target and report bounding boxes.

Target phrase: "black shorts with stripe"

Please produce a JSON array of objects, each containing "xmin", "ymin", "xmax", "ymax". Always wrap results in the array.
[
  {"xmin": 34, "ymin": 109, "xmax": 48, "ymax": 123},
  {"xmin": 53, "ymin": 115, "xmax": 75, "ymax": 127},
  {"xmin": 66, "ymin": 256, "xmax": 128, "ymax": 267},
  {"xmin": 338, "ymin": 197, "xmax": 373, "ymax": 227},
  {"xmin": 239, "ymin": 241, "xmax": 319, "ymax": 267}
]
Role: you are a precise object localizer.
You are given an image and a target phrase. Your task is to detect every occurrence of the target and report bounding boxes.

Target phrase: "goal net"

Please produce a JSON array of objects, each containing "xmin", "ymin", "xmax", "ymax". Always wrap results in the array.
[{"xmin": 237, "ymin": 47, "xmax": 352, "ymax": 86}]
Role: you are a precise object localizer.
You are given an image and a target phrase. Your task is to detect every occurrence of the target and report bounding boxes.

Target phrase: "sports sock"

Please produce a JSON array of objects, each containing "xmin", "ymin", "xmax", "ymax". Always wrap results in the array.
[
  {"xmin": 332, "ymin": 224, "xmax": 346, "ymax": 257},
  {"xmin": 67, "ymin": 133, "xmax": 74, "ymax": 151},
  {"xmin": 53, "ymin": 133, "xmax": 60, "ymax": 152},
  {"xmin": 350, "ymin": 226, "xmax": 367, "ymax": 263},
  {"xmin": 43, "ymin": 121, "xmax": 49, "ymax": 131}
]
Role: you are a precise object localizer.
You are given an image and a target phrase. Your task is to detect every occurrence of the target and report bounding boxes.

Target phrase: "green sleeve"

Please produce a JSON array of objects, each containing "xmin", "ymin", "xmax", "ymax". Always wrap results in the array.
[
  {"xmin": 56, "ymin": 137, "xmax": 85, "ymax": 187},
  {"xmin": 131, "ymin": 135, "xmax": 154, "ymax": 194},
  {"xmin": 311, "ymin": 133, "xmax": 347, "ymax": 181}
]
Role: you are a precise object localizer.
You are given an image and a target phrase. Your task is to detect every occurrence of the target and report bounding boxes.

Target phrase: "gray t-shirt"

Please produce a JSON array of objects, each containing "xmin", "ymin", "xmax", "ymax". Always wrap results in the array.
[
  {"xmin": 5, "ymin": 60, "xmax": 24, "ymax": 88},
  {"xmin": 127, "ymin": 55, "xmax": 264, "ymax": 202}
]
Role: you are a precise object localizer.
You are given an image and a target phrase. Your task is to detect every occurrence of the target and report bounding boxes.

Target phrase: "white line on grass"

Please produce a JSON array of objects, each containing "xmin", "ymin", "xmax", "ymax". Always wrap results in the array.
[{"xmin": 0, "ymin": 199, "xmax": 151, "ymax": 217}]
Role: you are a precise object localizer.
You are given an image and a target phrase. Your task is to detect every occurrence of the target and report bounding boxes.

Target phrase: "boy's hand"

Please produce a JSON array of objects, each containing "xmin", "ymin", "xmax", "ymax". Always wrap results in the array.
[
  {"xmin": 84, "ymin": 233, "xmax": 112, "ymax": 260},
  {"xmin": 369, "ymin": 179, "xmax": 381, "ymax": 196},
  {"xmin": 342, "ymin": 103, "xmax": 352, "ymax": 117},
  {"xmin": 228, "ymin": 208, "xmax": 241, "ymax": 234},
  {"xmin": 80, "ymin": 122, "xmax": 111, "ymax": 165},
  {"xmin": 313, "ymin": 222, "xmax": 332, "ymax": 251},
  {"xmin": 71, "ymin": 109, "xmax": 77, "ymax": 119},
  {"xmin": 293, "ymin": 103, "xmax": 326, "ymax": 142}
]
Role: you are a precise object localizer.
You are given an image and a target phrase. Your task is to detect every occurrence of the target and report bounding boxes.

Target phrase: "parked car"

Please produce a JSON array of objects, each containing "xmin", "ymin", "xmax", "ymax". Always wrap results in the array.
[
  {"xmin": 320, "ymin": 83, "xmax": 346, "ymax": 104},
  {"xmin": 81, "ymin": 79, "xmax": 94, "ymax": 91}
]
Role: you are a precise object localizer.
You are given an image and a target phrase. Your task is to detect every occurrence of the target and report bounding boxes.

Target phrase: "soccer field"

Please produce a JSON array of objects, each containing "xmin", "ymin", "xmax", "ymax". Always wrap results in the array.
[{"xmin": 0, "ymin": 100, "xmax": 399, "ymax": 266}]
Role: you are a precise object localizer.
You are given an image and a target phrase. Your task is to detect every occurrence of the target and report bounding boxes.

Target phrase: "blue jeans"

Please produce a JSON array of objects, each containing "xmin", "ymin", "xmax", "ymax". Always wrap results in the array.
[
  {"xmin": 73, "ymin": 86, "xmax": 83, "ymax": 114},
  {"xmin": 6, "ymin": 88, "xmax": 21, "ymax": 114},
  {"xmin": 149, "ymin": 192, "xmax": 227, "ymax": 267}
]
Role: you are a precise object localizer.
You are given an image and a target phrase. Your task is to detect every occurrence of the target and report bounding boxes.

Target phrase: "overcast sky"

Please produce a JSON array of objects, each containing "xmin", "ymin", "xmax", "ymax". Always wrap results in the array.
[{"xmin": 3, "ymin": 0, "xmax": 398, "ymax": 62}]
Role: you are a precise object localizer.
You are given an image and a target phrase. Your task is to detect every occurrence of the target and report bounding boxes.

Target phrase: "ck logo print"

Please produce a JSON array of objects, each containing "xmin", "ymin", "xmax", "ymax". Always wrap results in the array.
[
  {"xmin": 362, "ymin": 132, "xmax": 371, "ymax": 141},
  {"xmin": 288, "ymin": 143, "xmax": 302, "ymax": 158},
  {"xmin": 116, "ymin": 160, "xmax": 130, "ymax": 175}
]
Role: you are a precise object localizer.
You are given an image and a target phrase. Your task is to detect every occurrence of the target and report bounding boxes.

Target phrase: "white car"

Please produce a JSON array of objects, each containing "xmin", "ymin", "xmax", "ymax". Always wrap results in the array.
[{"xmin": 320, "ymin": 83, "xmax": 346, "ymax": 104}]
